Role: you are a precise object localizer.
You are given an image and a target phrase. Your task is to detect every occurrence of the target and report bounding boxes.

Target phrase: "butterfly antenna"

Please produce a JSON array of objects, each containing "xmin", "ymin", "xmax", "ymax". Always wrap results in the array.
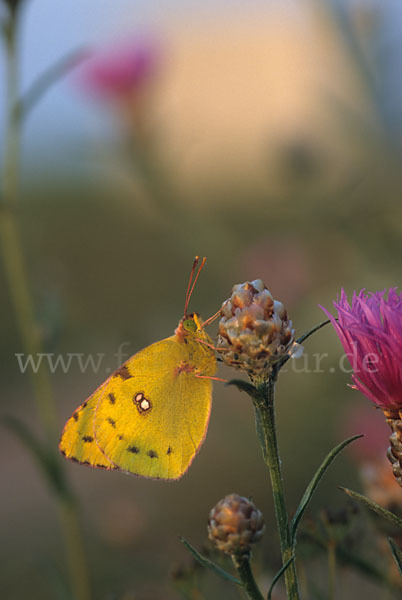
[
  {"xmin": 184, "ymin": 256, "xmax": 200, "ymax": 315},
  {"xmin": 203, "ymin": 308, "xmax": 221, "ymax": 328},
  {"xmin": 184, "ymin": 256, "xmax": 206, "ymax": 316}
]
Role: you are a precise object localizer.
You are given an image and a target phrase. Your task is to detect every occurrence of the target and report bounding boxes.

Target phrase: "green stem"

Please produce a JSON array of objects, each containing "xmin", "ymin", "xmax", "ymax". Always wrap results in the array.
[
  {"xmin": 254, "ymin": 380, "xmax": 300, "ymax": 600},
  {"xmin": 1, "ymin": 11, "xmax": 91, "ymax": 600},
  {"xmin": 0, "ymin": 210, "xmax": 57, "ymax": 436},
  {"xmin": 231, "ymin": 553, "xmax": 264, "ymax": 600}
]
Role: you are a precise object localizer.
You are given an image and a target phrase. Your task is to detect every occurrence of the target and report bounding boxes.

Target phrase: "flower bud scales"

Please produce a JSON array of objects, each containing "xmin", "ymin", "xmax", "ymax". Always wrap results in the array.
[
  {"xmin": 207, "ymin": 493, "xmax": 265, "ymax": 555},
  {"xmin": 217, "ymin": 280, "xmax": 294, "ymax": 376}
]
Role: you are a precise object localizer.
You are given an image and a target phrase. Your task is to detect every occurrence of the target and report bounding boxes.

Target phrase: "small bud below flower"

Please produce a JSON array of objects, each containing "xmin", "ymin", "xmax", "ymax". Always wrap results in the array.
[
  {"xmin": 217, "ymin": 280, "xmax": 294, "ymax": 377},
  {"xmin": 207, "ymin": 493, "xmax": 265, "ymax": 556}
]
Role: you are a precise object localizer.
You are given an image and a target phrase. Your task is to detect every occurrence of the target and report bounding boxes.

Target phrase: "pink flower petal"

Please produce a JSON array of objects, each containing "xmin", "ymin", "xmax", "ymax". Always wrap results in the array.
[{"xmin": 322, "ymin": 289, "xmax": 402, "ymax": 410}]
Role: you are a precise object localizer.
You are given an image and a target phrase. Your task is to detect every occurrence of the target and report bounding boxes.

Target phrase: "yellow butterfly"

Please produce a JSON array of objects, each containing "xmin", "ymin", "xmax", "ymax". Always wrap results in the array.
[{"xmin": 59, "ymin": 257, "xmax": 221, "ymax": 480}]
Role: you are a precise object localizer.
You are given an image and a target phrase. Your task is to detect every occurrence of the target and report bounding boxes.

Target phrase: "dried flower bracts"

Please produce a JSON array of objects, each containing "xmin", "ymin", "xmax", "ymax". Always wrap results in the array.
[
  {"xmin": 207, "ymin": 493, "xmax": 265, "ymax": 556},
  {"xmin": 217, "ymin": 280, "xmax": 294, "ymax": 376}
]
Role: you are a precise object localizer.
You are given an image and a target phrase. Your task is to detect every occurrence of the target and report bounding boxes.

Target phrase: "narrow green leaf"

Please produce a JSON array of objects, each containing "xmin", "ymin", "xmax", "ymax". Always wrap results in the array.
[
  {"xmin": 276, "ymin": 319, "xmax": 332, "ymax": 370},
  {"xmin": 179, "ymin": 537, "xmax": 241, "ymax": 586},
  {"xmin": 267, "ymin": 555, "xmax": 295, "ymax": 600},
  {"xmin": 388, "ymin": 538, "xmax": 402, "ymax": 577},
  {"xmin": 295, "ymin": 319, "xmax": 332, "ymax": 346},
  {"xmin": 340, "ymin": 487, "xmax": 402, "ymax": 529},
  {"xmin": 291, "ymin": 435, "xmax": 362, "ymax": 544},
  {"xmin": 226, "ymin": 379, "xmax": 259, "ymax": 399},
  {"xmin": 17, "ymin": 48, "xmax": 90, "ymax": 121},
  {"xmin": 3, "ymin": 415, "xmax": 72, "ymax": 501}
]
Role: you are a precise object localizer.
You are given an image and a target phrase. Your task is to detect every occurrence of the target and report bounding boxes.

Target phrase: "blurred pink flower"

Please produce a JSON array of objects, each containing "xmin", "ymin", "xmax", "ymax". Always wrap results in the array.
[
  {"xmin": 321, "ymin": 289, "xmax": 402, "ymax": 411},
  {"xmin": 360, "ymin": 455, "xmax": 402, "ymax": 508},
  {"xmin": 79, "ymin": 38, "xmax": 160, "ymax": 101},
  {"xmin": 341, "ymin": 405, "xmax": 390, "ymax": 463},
  {"xmin": 341, "ymin": 407, "xmax": 402, "ymax": 506}
]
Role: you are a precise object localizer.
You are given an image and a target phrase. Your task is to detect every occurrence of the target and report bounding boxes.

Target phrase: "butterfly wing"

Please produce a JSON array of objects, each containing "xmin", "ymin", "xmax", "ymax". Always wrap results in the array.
[
  {"xmin": 59, "ymin": 382, "xmax": 116, "ymax": 470},
  {"xmin": 60, "ymin": 335, "xmax": 216, "ymax": 480}
]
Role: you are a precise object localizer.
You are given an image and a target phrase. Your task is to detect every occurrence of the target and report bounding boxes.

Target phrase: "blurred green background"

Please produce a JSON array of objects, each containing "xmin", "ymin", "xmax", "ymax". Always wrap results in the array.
[{"xmin": 1, "ymin": 1, "xmax": 402, "ymax": 599}]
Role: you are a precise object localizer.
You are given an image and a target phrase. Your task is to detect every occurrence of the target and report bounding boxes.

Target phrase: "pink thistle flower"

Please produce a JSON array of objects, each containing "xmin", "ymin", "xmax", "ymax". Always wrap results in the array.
[
  {"xmin": 321, "ymin": 289, "xmax": 402, "ymax": 412},
  {"xmin": 79, "ymin": 38, "xmax": 160, "ymax": 102}
]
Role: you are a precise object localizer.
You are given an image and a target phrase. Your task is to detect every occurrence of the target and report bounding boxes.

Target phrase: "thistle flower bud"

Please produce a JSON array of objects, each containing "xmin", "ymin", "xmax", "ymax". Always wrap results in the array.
[
  {"xmin": 217, "ymin": 280, "xmax": 295, "ymax": 376},
  {"xmin": 384, "ymin": 408, "xmax": 402, "ymax": 488},
  {"xmin": 207, "ymin": 493, "xmax": 265, "ymax": 556}
]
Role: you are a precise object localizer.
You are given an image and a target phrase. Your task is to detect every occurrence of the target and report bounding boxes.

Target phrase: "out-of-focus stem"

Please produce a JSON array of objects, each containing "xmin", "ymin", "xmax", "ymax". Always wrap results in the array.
[
  {"xmin": 254, "ymin": 380, "xmax": 300, "ymax": 600},
  {"xmin": 4, "ymin": 5, "xmax": 20, "ymax": 210},
  {"xmin": 1, "ymin": 9, "xmax": 91, "ymax": 600},
  {"xmin": 59, "ymin": 499, "xmax": 92, "ymax": 600},
  {"xmin": 0, "ymin": 210, "xmax": 57, "ymax": 436},
  {"xmin": 2, "ymin": 5, "xmax": 57, "ymax": 438},
  {"xmin": 328, "ymin": 540, "xmax": 336, "ymax": 600}
]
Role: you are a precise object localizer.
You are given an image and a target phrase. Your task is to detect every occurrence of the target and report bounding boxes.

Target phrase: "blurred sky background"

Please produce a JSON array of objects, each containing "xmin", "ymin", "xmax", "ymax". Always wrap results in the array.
[
  {"xmin": 0, "ymin": 0, "xmax": 401, "ymax": 166},
  {"xmin": 2, "ymin": 1, "xmax": 402, "ymax": 599}
]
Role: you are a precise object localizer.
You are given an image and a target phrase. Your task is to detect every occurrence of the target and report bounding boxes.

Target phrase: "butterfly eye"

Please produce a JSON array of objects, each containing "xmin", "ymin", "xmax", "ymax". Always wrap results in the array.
[{"xmin": 183, "ymin": 318, "xmax": 197, "ymax": 332}]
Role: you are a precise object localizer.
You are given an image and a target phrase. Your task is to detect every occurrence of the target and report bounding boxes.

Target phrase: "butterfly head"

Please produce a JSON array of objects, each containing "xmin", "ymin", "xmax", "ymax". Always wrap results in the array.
[{"xmin": 176, "ymin": 312, "xmax": 208, "ymax": 341}]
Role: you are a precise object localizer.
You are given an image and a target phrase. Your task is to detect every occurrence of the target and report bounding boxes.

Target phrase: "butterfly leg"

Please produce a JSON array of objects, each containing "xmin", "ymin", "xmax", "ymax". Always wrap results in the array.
[
  {"xmin": 175, "ymin": 360, "xmax": 228, "ymax": 383},
  {"xmin": 194, "ymin": 338, "xmax": 230, "ymax": 353},
  {"xmin": 202, "ymin": 308, "xmax": 222, "ymax": 327},
  {"xmin": 195, "ymin": 374, "xmax": 228, "ymax": 383}
]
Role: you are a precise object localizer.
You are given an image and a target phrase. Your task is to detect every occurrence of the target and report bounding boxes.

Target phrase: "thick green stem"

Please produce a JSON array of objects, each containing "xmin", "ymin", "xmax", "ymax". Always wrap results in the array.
[
  {"xmin": 255, "ymin": 380, "xmax": 300, "ymax": 600},
  {"xmin": 232, "ymin": 553, "xmax": 264, "ymax": 600},
  {"xmin": 1, "ymin": 11, "xmax": 91, "ymax": 600}
]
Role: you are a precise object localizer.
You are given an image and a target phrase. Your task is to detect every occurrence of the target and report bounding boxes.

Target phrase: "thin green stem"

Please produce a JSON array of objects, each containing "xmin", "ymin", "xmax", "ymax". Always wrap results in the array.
[
  {"xmin": 1, "ymin": 11, "xmax": 91, "ymax": 600},
  {"xmin": 0, "ymin": 210, "xmax": 57, "ymax": 436},
  {"xmin": 231, "ymin": 554, "xmax": 264, "ymax": 600},
  {"xmin": 254, "ymin": 380, "xmax": 300, "ymax": 600}
]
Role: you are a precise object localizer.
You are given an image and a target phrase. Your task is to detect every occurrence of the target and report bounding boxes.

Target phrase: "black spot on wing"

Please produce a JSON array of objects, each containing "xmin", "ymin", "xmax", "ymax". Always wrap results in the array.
[
  {"xmin": 147, "ymin": 450, "xmax": 158, "ymax": 459},
  {"xmin": 108, "ymin": 393, "xmax": 116, "ymax": 404},
  {"xmin": 167, "ymin": 446, "xmax": 173, "ymax": 455},
  {"xmin": 73, "ymin": 412, "xmax": 79, "ymax": 421},
  {"xmin": 107, "ymin": 417, "xmax": 116, "ymax": 428},
  {"xmin": 114, "ymin": 365, "xmax": 132, "ymax": 380},
  {"xmin": 127, "ymin": 445, "xmax": 140, "ymax": 454},
  {"xmin": 82, "ymin": 435, "xmax": 94, "ymax": 443}
]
